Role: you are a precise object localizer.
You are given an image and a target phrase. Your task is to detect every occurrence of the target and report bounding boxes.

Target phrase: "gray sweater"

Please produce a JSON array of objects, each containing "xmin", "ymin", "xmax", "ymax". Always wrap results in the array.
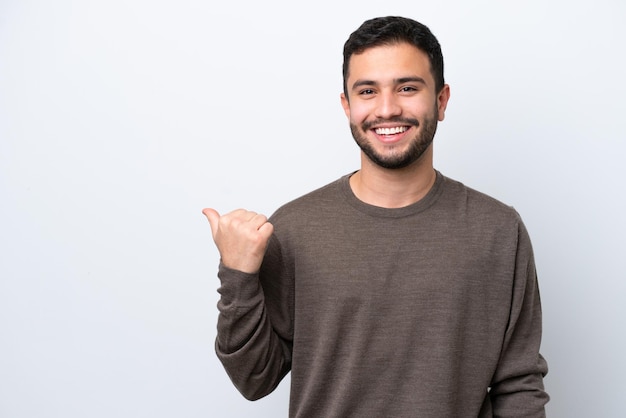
[{"xmin": 215, "ymin": 171, "xmax": 549, "ymax": 417}]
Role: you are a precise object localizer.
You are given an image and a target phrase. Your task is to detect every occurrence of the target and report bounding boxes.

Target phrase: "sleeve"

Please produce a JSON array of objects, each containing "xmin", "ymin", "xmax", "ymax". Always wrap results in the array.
[
  {"xmin": 489, "ymin": 219, "xmax": 550, "ymax": 417},
  {"xmin": 214, "ymin": 233, "xmax": 294, "ymax": 401}
]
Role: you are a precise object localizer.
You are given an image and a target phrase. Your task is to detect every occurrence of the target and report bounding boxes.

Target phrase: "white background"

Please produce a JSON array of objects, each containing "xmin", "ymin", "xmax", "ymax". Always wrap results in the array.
[{"xmin": 1, "ymin": 0, "xmax": 624, "ymax": 417}]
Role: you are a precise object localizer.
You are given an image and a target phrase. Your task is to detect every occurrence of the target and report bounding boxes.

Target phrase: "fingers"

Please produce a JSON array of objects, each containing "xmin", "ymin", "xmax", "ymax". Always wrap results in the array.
[
  {"xmin": 223, "ymin": 211, "xmax": 273, "ymax": 247},
  {"xmin": 248, "ymin": 212, "xmax": 270, "ymax": 231},
  {"xmin": 204, "ymin": 208, "xmax": 270, "ymax": 234},
  {"xmin": 258, "ymin": 220, "xmax": 274, "ymax": 240}
]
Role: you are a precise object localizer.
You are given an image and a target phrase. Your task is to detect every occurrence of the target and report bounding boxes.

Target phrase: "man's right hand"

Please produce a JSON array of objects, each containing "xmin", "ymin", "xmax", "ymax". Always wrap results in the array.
[{"xmin": 202, "ymin": 208, "xmax": 274, "ymax": 274}]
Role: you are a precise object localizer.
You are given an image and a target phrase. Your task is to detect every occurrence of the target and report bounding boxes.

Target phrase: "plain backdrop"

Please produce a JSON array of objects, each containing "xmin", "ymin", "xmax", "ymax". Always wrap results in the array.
[{"xmin": 1, "ymin": 0, "xmax": 624, "ymax": 417}]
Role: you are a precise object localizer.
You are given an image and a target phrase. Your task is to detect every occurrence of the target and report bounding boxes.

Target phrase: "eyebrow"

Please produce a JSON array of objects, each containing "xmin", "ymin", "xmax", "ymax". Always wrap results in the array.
[{"xmin": 351, "ymin": 76, "xmax": 428, "ymax": 91}]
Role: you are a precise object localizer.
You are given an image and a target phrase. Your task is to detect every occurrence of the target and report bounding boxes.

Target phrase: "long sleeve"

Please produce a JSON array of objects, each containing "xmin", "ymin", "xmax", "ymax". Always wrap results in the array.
[
  {"xmin": 489, "ymin": 220, "xmax": 550, "ymax": 416},
  {"xmin": 214, "ymin": 234, "xmax": 294, "ymax": 400}
]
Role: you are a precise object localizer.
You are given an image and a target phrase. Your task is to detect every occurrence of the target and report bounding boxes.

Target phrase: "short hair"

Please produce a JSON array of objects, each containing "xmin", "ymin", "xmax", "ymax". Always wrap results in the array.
[{"xmin": 342, "ymin": 16, "xmax": 445, "ymax": 97}]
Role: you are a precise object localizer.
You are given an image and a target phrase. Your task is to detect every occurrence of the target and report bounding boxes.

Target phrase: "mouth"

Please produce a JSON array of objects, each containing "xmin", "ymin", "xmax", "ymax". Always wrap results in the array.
[
  {"xmin": 373, "ymin": 126, "xmax": 409, "ymax": 136},
  {"xmin": 370, "ymin": 125, "xmax": 412, "ymax": 144}
]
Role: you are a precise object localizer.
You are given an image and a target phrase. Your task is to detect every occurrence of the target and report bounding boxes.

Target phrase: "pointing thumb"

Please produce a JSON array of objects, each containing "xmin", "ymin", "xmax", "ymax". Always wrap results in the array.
[{"xmin": 202, "ymin": 208, "xmax": 220, "ymax": 238}]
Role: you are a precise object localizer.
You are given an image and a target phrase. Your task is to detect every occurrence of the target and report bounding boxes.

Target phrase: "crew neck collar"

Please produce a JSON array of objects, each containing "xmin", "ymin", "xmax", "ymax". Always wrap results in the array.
[{"xmin": 340, "ymin": 170, "xmax": 445, "ymax": 218}]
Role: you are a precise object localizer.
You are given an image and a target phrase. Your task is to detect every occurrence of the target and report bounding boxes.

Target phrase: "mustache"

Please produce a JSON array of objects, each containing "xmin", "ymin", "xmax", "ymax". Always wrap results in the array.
[{"xmin": 362, "ymin": 117, "xmax": 420, "ymax": 131}]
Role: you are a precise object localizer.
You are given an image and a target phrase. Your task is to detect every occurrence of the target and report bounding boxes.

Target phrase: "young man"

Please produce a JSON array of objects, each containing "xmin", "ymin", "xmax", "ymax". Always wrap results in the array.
[{"xmin": 203, "ymin": 16, "xmax": 549, "ymax": 417}]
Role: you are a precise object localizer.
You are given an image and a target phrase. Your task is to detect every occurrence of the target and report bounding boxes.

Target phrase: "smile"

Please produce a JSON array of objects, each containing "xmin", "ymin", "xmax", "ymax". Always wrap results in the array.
[{"xmin": 374, "ymin": 126, "xmax": 409, "ymax": 135}]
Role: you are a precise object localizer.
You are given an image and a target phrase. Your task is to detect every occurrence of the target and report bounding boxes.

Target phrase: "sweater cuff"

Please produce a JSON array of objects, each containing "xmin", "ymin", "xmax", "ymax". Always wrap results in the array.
[{"xmin": 217, "ymin": 262, "xmax": 263, "ymax": 306}]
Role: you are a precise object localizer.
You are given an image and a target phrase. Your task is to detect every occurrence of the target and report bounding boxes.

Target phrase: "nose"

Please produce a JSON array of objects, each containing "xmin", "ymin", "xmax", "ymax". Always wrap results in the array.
[{"xmin": 374, "ymin": 91, "xmax": 402, "ymax": 119}]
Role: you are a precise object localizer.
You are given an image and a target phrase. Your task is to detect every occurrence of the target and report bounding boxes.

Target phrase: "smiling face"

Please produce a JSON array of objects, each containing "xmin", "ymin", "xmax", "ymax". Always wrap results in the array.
[{"xmin": 341, "ymin": 42, "xmax": 450, "ymax": 170}]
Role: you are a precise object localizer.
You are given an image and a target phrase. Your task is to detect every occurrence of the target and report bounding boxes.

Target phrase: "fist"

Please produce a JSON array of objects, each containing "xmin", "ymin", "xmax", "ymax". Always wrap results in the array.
[{"xmin": 202, "ymin": 208, "xmax": 274, "ymax": 274}]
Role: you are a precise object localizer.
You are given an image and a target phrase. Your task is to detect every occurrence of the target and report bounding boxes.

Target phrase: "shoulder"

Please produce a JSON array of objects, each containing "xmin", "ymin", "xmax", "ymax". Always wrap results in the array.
[
  {"xmin": 438, "ymin": 174, "xmax": 535, "ymax": 257},
  {"xmin": 439, "ymin": 173, "xmax": 524, "ymax": 231},
  {"xmin": 264, "ymin": 175, "xmax": 351, "ymax": 253},
  {"xmin": 269, "ymin": 175, "xmax": 350, "ymax": 225},
  {"xmin": 443, "ymin": 174, "xmax": 520, "ymax": 213}
]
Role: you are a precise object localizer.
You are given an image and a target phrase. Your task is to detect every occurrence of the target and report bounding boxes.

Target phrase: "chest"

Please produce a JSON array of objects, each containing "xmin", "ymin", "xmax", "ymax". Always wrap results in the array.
[{"xmin": 288, "ymin": 216, "xmax": 517, "ymax": 347}]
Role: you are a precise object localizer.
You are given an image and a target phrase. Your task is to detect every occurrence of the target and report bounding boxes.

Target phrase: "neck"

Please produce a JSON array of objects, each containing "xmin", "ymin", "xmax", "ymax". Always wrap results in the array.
[{"xmin": 349, "ymin": 147, "xmax": 436, "ymax": 209}]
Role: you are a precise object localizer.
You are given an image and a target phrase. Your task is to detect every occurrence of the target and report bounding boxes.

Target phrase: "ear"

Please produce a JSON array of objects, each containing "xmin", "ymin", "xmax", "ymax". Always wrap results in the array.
[
  {"xmin": 436, "ymin": 84, "xmax": 451, "ymax": 121},
  {"xmin": 340, "ymin": 92, "xmax": 351, "ymax": 119}
]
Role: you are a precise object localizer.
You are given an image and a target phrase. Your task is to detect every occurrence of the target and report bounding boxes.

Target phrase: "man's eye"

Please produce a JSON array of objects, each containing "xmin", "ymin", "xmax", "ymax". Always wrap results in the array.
[
  {"xmin": 359, "ymin": 89, "xmax": 375, "ymax": 95},
  {"xmin": 400, "ymin": 86, "xmax": 417, "ymax": 92}
]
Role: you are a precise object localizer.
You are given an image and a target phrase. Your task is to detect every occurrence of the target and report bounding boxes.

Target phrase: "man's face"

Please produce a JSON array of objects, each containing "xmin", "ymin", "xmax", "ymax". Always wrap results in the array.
[{"xmin": 341, "ymin": 42, "xmax": 450, "ymax": 169}]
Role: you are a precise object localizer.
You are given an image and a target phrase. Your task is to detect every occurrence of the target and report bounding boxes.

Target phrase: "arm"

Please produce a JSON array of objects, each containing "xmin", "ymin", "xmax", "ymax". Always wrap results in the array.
[
  {"xmin": 490, "ymin": 220, "xmax": 550, "ymax": 417},
  {"xmin": 203, "ymin": 208, "xmax": 292, "ymax": 400}
]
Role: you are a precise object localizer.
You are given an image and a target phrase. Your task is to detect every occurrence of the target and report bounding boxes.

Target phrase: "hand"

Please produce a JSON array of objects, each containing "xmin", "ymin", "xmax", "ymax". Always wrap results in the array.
[{"xmin": 202, "ymin": 208, "xmax": 274, "ymax": 274}]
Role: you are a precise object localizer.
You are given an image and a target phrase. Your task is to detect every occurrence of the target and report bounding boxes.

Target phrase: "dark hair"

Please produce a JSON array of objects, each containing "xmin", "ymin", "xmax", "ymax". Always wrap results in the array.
[{"xmin": 342, "ymin": 16, "xmax": 445, "ymax": 97}]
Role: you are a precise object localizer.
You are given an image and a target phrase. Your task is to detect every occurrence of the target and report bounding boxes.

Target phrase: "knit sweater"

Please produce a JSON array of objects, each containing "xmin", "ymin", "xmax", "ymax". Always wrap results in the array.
[{"xmin": 215, "ymin": 171, "xmax": 549, "ymax": 417}]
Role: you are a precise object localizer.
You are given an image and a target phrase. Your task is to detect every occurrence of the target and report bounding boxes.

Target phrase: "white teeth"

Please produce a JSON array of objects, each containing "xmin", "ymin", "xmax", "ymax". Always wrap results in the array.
[{"xmin": 375, "ymin": 126, "xmax": 408, "ymax": 135}]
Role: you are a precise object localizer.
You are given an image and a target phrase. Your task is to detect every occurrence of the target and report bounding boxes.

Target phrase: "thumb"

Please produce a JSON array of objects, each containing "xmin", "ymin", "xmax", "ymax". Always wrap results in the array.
[{"xmin": 202, "ymin": 208, "xmax": 220, "ymax": 238}]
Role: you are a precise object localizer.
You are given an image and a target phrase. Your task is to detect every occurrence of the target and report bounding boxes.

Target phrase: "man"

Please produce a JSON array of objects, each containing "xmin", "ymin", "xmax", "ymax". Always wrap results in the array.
[{"xmin": 203, "ymin": 16, "xmax": 549, "ymax": 417}]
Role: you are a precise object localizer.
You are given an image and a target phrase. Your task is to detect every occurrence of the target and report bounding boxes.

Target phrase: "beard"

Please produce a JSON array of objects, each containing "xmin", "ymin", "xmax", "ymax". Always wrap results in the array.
[{"xmin": 350, "ymin": 110, "xmax": 439, "ymax": 170}]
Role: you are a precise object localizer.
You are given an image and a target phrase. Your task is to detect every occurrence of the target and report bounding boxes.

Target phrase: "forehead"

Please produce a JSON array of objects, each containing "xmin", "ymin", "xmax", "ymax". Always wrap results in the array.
[{"xmin": 346, "ymin": 42, "xmax": 433, "ymax": 86}]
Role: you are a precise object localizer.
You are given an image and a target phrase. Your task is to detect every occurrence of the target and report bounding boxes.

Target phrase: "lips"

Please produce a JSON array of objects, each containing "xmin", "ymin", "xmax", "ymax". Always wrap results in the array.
[
  {"xmin": 374, "ymin": 126, "xmax": 409, "ymax": 135},
  {"xmin": 370, "ymin": 125, "xmax": 412, "ymax": 144}
]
